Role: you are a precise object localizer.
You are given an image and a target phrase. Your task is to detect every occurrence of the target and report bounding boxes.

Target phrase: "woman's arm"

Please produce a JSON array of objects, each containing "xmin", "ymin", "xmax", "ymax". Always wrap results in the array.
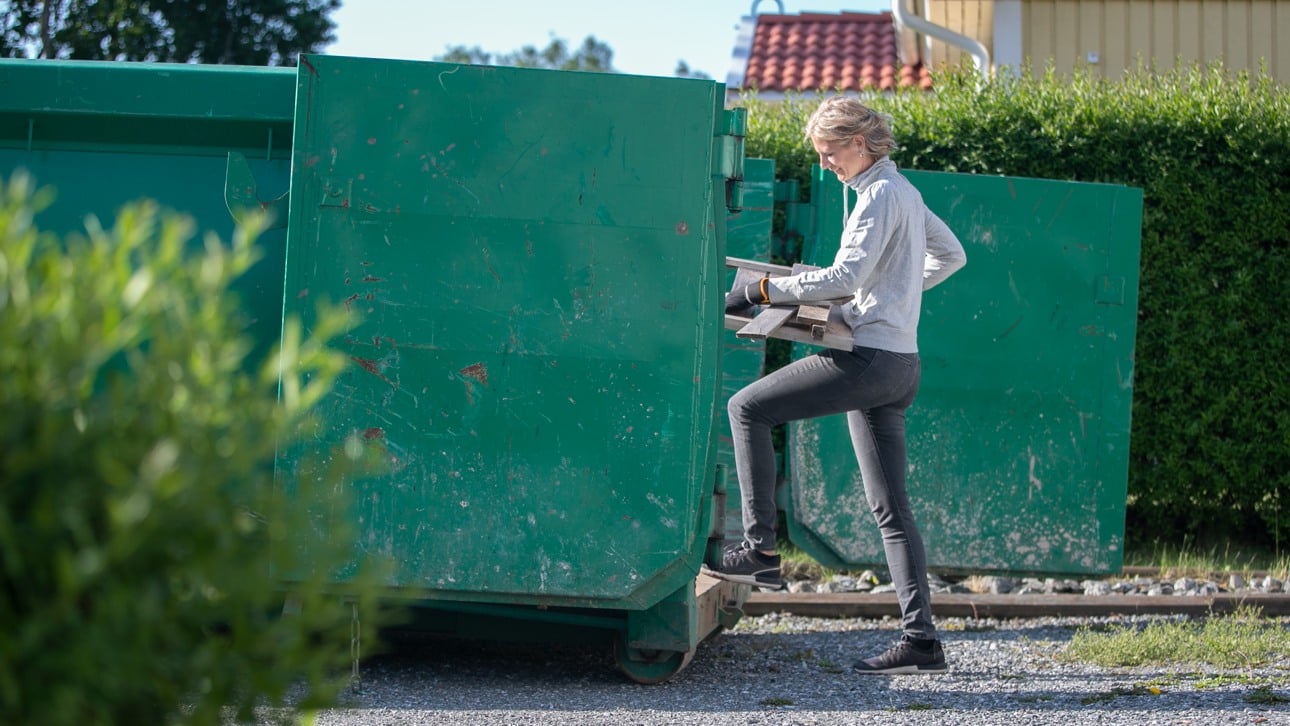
[{"xmin": 922, "ymin": 208, "xmax": 966, "ymax": 290}]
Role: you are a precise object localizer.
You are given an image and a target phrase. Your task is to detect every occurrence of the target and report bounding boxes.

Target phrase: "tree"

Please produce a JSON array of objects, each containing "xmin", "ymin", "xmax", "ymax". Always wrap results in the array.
[
  {"xmin": 437, "ymin": 34, "xmax": 615, "ymax": 72},
  {"xmin": 674, "ymin": 60, "xmax": 712, "ymax": 80},
  {"xmin": 0, "ymin": 0, "xmax": 339, "ymax": 65}
]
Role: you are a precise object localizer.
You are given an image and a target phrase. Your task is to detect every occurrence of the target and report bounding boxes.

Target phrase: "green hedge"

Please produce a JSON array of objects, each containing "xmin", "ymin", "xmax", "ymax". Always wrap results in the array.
[
  {"xmin": 737, "ymin": 63, "xmax": 1290, "ymax": 550},
  {"xmin": 0, "ymin": 174, "xmax": 389, "ymax": 725}
]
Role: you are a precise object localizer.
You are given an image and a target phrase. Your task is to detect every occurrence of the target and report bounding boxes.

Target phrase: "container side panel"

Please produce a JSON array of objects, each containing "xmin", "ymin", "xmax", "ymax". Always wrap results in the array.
[
  {"xmin": 787, "ymin": 169, "xmax": 1142, "ymax": 576},
  {"xmin": 1, "ymin": 150, "xmax": 290, "ymax": 359},
  {"xmin": 718, "ymin": 158, "xmax": 775, "ymax": 541},
  {"xmin": 281, "ymin": 56, "xmax": 724, "ymax": 605}
]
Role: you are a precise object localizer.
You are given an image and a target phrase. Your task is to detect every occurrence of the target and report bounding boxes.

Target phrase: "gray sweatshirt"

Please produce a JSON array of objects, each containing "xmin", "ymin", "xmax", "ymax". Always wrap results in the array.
[{"xmin": 765, "ymin": 158, "xmax": 966, "ymax": 353}]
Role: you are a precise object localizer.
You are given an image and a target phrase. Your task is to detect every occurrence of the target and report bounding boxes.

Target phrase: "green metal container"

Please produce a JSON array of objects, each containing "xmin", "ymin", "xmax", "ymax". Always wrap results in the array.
[
  {"xmin": 0, "ymin": 59, "xmax": 296, "ymax": 357},
  {"xmin": 783, "ymin": 166, "xmax": 1143, "ymax": 576},
  {"xmin": 272, "ymin": 55, "xmax": 748, "ymax": 680}
]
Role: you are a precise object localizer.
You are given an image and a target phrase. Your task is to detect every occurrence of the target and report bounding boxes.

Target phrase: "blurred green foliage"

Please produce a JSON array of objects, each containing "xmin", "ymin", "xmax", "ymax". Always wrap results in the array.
[
  {"xmin": 0, "ymin": 172, "xmax": 389, "ymax": 725},
  {"xmin": 737, "ymin": 62, "xmax": 1290, "ymax": 550}
]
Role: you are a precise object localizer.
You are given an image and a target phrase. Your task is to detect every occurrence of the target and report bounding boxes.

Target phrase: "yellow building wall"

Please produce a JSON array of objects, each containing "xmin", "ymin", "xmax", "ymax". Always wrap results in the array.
[
  {"xmin": 926, "ymin": 0, "xmax": 1288, "ymax": 82},
  {"xmin": 923, "ymin": 0, "xmax": 996, "ymax": 69}
]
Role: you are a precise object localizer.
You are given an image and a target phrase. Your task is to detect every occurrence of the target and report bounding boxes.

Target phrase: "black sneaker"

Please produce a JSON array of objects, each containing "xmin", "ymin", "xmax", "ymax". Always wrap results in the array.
[
  {"xmin": 852, "ymin": 635, "xmax": 948, "ymax": 675},
  {"xmin": 701, "ymin": 542, "xmax": 782, "ymax": 589}
]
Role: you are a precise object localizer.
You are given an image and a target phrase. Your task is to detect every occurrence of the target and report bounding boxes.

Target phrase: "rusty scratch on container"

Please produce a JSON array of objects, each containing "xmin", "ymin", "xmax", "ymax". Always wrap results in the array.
[
  {"xmin": 342, "ymin": 293, "xmax": 361, "ymax": 311},
  {"xmin": 676, "ymin": 221, "xmax": 689, "ymax": 235},
  {"xmin": 482, "ymin": 248, "xmax": 500, "ymax": 282},
  {"xmin": 350, "ymin": 356, "xmax": 395, "ymax": 386},
  {"xmin": 297, "ymin": 288, "xmax": 309, "ymax": 299},
  {"xmin": 362, "ymin": 427, "xmax": 385, "ymax": 440},
  {"xmin": 459, "ymin": 363, "xmax": 488, "ymax": 385},
  {"xmin": 994, "ymin": 316, "xmax": 1023, "ymax": 342},
  {"xmin": 362, "ymin": 275, "xmax": 384, "ymax": 283}
]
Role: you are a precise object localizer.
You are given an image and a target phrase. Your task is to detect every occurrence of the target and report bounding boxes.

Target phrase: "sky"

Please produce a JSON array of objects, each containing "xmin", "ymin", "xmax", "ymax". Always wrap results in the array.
[{"xmin": 328, "ymin": 0, "xmax": 890, "ymax": 83}]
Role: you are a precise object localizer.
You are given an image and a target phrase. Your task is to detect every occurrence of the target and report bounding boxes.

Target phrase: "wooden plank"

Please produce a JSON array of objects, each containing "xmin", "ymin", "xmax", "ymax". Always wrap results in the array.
[
  {"xmin": 734, "ymin": 307, "xmax": 796, "ymax": 340},
  {"xmin": 726, "ymin": 256, "xmax": 792, "ymax": 276},
  {"xmin": 725, "ymin": 312, "xmax": 853, "ymax": 351},
  {"xmin": 725, "ymin": 256, "xmax": 854, "ymax": 352},
  {"xmin": 793, "ymin": 305, "xmax": 830, "ymax": 328}
]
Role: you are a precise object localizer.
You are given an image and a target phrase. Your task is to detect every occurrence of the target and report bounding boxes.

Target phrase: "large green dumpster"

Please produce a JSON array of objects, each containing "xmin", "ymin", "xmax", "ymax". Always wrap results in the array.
[
  {"xmin": 273, "ymin": 55, "xmax": 748, "ymax": 680},
  {"xmin": 782, "ymin": 166, "xmax": 1143, "ymax": 575}
]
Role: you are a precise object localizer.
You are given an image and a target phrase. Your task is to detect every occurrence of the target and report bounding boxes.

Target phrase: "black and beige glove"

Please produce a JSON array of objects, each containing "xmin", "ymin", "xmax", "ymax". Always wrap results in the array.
[{"xmin": 724, "ymin": 277, "xmax": 770, "ymax": 316}]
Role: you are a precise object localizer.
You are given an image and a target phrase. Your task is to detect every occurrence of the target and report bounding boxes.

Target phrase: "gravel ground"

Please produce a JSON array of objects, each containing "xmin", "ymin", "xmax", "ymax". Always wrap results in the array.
[{"xmin": 304, "ymin": 612, "xmax": 1290, "ymax": 725}]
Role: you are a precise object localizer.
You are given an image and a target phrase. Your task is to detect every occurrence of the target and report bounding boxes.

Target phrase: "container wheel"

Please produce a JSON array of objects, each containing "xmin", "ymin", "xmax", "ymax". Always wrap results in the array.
[{"xmin": 613, "ymin": 638, "xmax": 696, "ymax": 685}]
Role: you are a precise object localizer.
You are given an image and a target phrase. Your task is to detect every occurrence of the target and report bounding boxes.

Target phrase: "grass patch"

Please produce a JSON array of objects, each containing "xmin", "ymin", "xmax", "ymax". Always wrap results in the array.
[
  {"xmin": 887, "ymin": 702, "xmax": 936, "ymax": 711},
  {"xmin": 1015, "ymin": 695, "xmax": 1053, "ymax": 704},
  {"xmin": 1080, "ymin": 684, "xmax": 1163, "ymax": 705},
  {"xmin": 1061, "ymin": 608, "xmax": 1290, "ymax": 668},
  {"xmin": 1125, "ymin": 539, "xmax": 1290, "ymax": 581},
  {"xmin": 774, "ymin": 538, "xmax": 834, "ymax": 581},
  {"xmin": 817, "ymin": 658, "xmax": 844, "ymax": 674},
  {"xmin": 941, "ymin": 620, "xmax": 998, "ymax": 633},
  {"xmin": 1194, "ymin": 673, "xmax": 1275, "ymax": 689},
  {"xmin": 1247, "ymin": 687, "xmax": 1290, "ymax": 706}
]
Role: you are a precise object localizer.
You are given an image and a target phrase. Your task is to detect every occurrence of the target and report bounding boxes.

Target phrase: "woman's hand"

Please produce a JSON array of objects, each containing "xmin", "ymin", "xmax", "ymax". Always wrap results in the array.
[{"xmin": 725, "ymin": 278, "xmax": 770, "ymax": 316}]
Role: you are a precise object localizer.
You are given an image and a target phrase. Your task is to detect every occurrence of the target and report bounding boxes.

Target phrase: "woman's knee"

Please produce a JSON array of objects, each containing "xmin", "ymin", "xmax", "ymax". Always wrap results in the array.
[{"xmin": 728, "ymin": 388, "xmax": 756, "ymax": 420}]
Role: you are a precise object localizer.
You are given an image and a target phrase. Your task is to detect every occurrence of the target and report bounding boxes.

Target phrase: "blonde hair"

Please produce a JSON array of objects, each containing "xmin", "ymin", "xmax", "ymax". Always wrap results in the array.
[{"xmin": 804, "ymin": 96, "xmax": 898, "ymax": 157}]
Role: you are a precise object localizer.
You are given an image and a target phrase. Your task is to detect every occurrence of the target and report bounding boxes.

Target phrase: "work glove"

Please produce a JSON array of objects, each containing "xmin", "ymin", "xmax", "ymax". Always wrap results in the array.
[{"xmin": 725, "ymin": 277, "xmax": 770, "ymax": 316}]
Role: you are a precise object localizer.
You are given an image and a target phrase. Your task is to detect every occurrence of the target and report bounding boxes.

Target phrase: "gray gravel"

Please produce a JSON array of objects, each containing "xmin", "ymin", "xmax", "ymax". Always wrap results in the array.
[{"xmin": 303, "ymin": 612, "xmax": 1290, "ymax": 725}]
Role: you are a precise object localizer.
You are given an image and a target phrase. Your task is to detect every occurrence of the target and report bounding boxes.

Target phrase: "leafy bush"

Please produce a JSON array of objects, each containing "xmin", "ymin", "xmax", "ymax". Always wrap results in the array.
[
  {"xmin": 0, "ymin": 172, "xmax": 386, "ymax": 725},
  {"xmin": 737, "ymin": 63, "xmax": 1290, "ymax": 548}
]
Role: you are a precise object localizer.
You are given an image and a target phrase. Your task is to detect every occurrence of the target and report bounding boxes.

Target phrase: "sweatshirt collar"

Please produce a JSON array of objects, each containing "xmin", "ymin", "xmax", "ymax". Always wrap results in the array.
[{"xmin": 843, "ymin": 157, "xmax": 896, "ymax": 190}]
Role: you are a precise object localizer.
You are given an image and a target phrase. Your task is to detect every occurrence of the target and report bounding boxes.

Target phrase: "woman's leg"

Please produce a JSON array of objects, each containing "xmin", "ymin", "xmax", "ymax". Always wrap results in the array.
[
  {"xmin": 847, "ymin": 391, "xmax": 935, "ymax": 640},
  {"xmin": 727, "ymin": 347, "xmax": 917, "ymax": 552}
]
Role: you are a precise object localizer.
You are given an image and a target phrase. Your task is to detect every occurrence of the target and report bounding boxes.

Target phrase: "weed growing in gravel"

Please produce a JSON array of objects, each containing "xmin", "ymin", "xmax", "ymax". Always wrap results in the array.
[
  {"xmin": 1194, "ymin": 673, "xmax": 1280, "ymax": 689},
  {"xmin": 1247, "ymin": 686, "xmax": 1290, "ymax": 705},
  {"xmin": 1014, "ymin": 695, "xmax": 1053, "ymax": 704},
  {"xmin": 887, "ymin": 702, "xmax": 936, "ymax": 711},
  {"xmin": 760, "ymin": 697, "xmax": 794, "ymax": 707},
  {"xmin": 1061, "ymin": 608, "xmax": 1290, "ymax": 668},
  {"xmin": 1080, "ymin": 684, "xmax": 1163, "ymax": 705},
  {"xmin": 816, "ymin": 659, "xmax": 844, "ymax": 674},
  {"xmin": 1128, "ymin": 540, "xmax": 1290, "ymax": 581}
]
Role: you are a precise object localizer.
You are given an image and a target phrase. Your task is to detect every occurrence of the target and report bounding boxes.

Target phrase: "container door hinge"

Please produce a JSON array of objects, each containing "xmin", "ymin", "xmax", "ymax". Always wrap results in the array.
[
  {"xmin": 224, "ymin": 152, "xmax": 289, "ymax": 230},
  {"xmin": 714, "ymin": 108, "xmax": 747, "ymax": 213}
]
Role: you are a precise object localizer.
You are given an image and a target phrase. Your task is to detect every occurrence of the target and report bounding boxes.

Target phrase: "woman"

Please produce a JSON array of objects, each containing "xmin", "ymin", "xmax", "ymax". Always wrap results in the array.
[{"xmin": 705, "ymin": 96, "xmax": 967, "ymax": 675}]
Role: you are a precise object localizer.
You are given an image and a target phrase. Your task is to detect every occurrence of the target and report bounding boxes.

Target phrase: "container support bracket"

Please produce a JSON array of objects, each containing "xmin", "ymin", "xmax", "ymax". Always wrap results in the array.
[{"xmin": 224, "ymin": 151, "xmax": 289, "ymax": 230}]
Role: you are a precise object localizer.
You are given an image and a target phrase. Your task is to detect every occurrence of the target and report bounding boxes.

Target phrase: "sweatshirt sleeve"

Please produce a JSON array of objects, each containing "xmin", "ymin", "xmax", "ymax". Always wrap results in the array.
[
  {"xmin": 921, "ymin": 207, "xmax": 966, "ymax": 290},
  {"xmin": 763, "ymin": 182, "xmax": 894, "ymax": 304}
]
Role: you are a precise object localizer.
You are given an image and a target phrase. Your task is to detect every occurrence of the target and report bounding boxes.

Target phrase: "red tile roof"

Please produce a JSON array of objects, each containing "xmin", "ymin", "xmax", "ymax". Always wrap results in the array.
[{"xmin": 731, "ymin": 11, "xmax": 932, "ymax": 94}]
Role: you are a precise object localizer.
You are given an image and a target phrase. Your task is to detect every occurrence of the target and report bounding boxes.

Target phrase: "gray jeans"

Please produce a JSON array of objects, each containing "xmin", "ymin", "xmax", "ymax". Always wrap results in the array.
[{"xmin": 727, "ymin": 345, "xmax": 935, "ymax": 639}]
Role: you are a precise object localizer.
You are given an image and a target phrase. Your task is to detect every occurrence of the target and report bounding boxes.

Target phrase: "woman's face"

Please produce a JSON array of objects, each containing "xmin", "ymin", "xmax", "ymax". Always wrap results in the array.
[{"xmin": 812, "ymin": 135, "xmax": 873, "ymax": 181}]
